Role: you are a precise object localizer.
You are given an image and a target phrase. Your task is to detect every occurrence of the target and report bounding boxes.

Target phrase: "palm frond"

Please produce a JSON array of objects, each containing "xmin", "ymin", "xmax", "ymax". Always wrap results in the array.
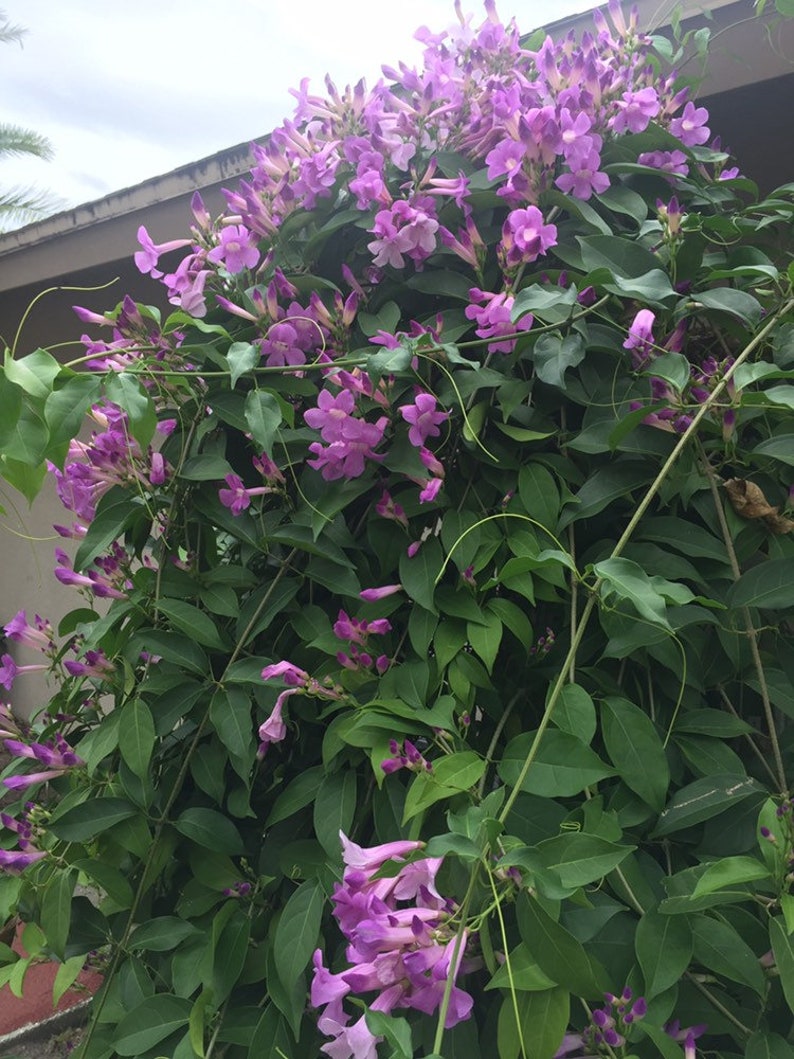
[
  {"xmin": 0, "ymin": 9, "xmax": 25, "ymax": 46},
  {"xmin": 0, "ymin": 186, "xmax": 64, "ymax": 231},
  {"xmin": 0, "ymin": 123, "xmax": 54, "ymax": 162}
]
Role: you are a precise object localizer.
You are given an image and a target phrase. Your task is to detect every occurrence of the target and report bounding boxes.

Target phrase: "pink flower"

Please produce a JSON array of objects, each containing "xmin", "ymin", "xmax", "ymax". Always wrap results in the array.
[
  {"xmin": 670, "ymin": 102, "xmax": 710, "ymax": 147},
  {"xmin": 359, "ymin": 585, "xmax": 402, "ymax": 602},
  {"xmin": 133, "ymin": 226, "xmax": 191, "ymax": 278},
  {"xmin": 501, "ymin": 206, "xmax": 557, "ymax": 266},
  {"xmin": 257, "ymin": 691, "xmax": 290, "ymax": 756},
  {"xmin": 339, "ymin": 832, "xmax": 423, "ymax": 874},
  {"xmin": 261, "ymin": 660, "xmax": 309, "ymax": 686},
  {"xmin": 623, "ymin": 309, "xmax": 656, "ymax": 368},
  {"xmin": 400, "ymin": 392, "xmax": 448, "ymax": 448},
  {"xmin": 207, "ymin": 224, "xmax": 260, "ymax": 274}
]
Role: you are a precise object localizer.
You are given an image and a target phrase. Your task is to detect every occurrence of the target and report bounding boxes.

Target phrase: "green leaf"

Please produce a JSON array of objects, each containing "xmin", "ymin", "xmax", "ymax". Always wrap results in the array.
[
  {"xmin": 178, "ymin": 454, "xmax": 234, "ymax": 481},
  {"xmin": 751, "ymin": 435, "xmax": 794, "ymax": 466},
  {"xmin": 769, "ymin": 916, "xmax": 794, "ymax": 1012},
  {"xmin": 213, "ymin": 909, "xmax": 250, "ymax": 1002},
  {"xmin": 73, "ymin": 858, "xmax": 134, "ymax": 907},
  {"xmin": 694, "ymin": 287, "xmax": 762, "ymax": 326},
  {"xmin": 531, "ymin": 334, "xmax": 586, "ymax": 389},
  {"xmin": 45, "ymin": 374, "xmax": 102, "ymax": 447},
  {"xmin": 244, "ymin": 389, "xmax": 282, "ymax": 454},
  {"xmin": 517, "ymin": 894, "xmax": 610, "ymax": 998},
  {"xmin": 399, "ymin": 537, "xmax": 443, "ymax": 613},
  {"xmin": 247, "ymin": 1005, "xmax": 294, "ymax": 1059},
  {"xmin": 174, "ymin": 808, "xmax": 244, "ymax": 854},
  {"xmin": 156, "ymin": 598, "xmax": 227, "ymax": 649},
  {"xmin": 654, "ymin": 775, "xmax": 763, "ymax": 837},
  {"xmin": 74, "ymin": 486, "xmax": 141, "ymax": 570},
  {"xmin": 130, "ymin": 917, "xmax": 198, "ymax": 951},
  {"xmin": 118, "ymin": 698, "xmax": 156, "ymax": 779},
  {"xmin": 48, "ymin": 797, "xmax": 138, "ymax": 842},
  {"xmin": 104, "ymin": 371, "xmax": 157, "ymax": 448},
  {"xmin": 729, "ymin": 558, "xmax": 794, "ymax": 610},
  {"xmin": 511, "ymin": 284, "xmax": 577, "ymax": 317},
  {"xmin": 3, "ymin": 348, "xmax": 61, "ymax": 399},
  {"xmin": 53, "ymin": 954, "xmax": 87, "ymax": 1007},
  {"xmin": 128, "ymin": 629, "xmax": 209, "ymax": 676},
  {"xmin": 485, "ymin": 943, "xmax": 556, "ymax": 992},
  {"xmin": 365, "ymin": 1011, "xmax": 414, "ymax": 1059},
  {"xmin": 432, "ymin": 751, "xmax": 486, "ymax": 791},
  {"xmin": 635, "ymin": 910, "xmax": 692, "ymax": 998},
  {"xmin": 692, "ymin": 856, "xmax": 771, "ymax": 898},
  {"xmin": 644, "ymin": 352, "xmax": 690, "ymax": 392},
  {"xmin": 265, "ymin": 767, "xmax": 324, "ymax": 827},
  {"xmin": 402, "ymin": 770, "xmax": 462, "ymax": 822},
  {"xmin": 314, "ymin": 771, "xmax": 357, "ymax": 857},
  {"xmin": 274, "ymin": 879, "xmax": 324, "ymax": 991},
  {"xmin": 210, "ymin": 686, "xmax": 253, "ymax": 761},
  {"xmin": 41, "ymin": 869, "xmax": 75, "ymax": 960},
  {"xmin": 500, "ymin": 730, "xmax": 615, "ymax": 797},
  {"xmin": 692, "ymin": 915, "xmax": 765, "ymax": 995},
  {"xmin": 0, "ymin": 455, "xmax": 46, "ymax": 502},
  {"xmin": 467, "ymin": 612, "xmax": 503, "ymax": 673},
  {"xmin": 497, "ymin": 987, "xmax": 569, "ymax": 1059},
  {"xmin": 601, "ymin": 697, "xmax": 669, "ymax": 811},
  {"xmin": 745, "ymin": 1030, "xmax": 793, "ymax": 1059},
  {"xmin": 551, "ymin": 684, "xmax": 596, "ymax": 744},
  {"xmin": 578, "ymin": 234, "xmax": 662, "ymax": 278},
  {"xmin": 227, "ymin": 341, "xmax": 260, "ymax": 387},
  {"xmin": 113, "ymin": 994, "xmax": 192, "ymax": 1055},
  {"xmin": 560, "ymin": 461, "xmax": 651, "ymax": 527},
  {"xmin": 518, "ymin": 463, "xmax": 560, "ymax": 532},
  {"xmin": 530, "ymin": 833, "xmax": 634, "ymax": 889},
  {"xmin": 594, "ymin": 558, "xmax": 671, "ymax": 629}
]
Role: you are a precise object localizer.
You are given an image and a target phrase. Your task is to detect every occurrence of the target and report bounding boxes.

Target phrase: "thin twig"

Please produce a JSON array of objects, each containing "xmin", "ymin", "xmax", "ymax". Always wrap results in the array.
[
  {"xmin": 718, "ymin": 686, "xmax": 779, "ymax": 788},
  {"xmin": 698, "ymin": 444, "xmax": 787, "ymax": 794}
]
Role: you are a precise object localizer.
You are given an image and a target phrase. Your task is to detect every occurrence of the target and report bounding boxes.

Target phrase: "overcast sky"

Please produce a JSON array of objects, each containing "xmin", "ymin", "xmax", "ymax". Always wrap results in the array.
[{"xmin": 0, "ymin": 0, "xmax": 597, "ymax": 221}]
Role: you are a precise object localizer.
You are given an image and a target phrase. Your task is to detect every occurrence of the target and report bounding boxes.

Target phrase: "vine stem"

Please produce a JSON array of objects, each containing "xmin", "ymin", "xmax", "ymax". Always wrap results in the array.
[
  {"xmin": 685, "ymin": 973, "xmax": 754, "ymax": 1037},
  {"xmin": 75, "ymin": 551, "xmax": 298, "ymax": 1059},
  {"xmin": 718, "ymin": 686, "xmax": 779, "ymax": 788},
  {"xmin": 698, "ymin": 443, "xmax": 787, "ymax": 793}
]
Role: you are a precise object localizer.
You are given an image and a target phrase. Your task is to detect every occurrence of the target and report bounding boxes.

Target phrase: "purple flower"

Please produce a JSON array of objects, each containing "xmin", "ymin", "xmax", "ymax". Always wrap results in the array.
[
  {"xmin": 367, "ymin": 200, "xmax": 439, "ymax": 270},
  {"xmin": 400, "ymin": 392, "xmax": 448, "ymax": 447},
  {"xmin": 207, "ymin": 224, "xmax": 260, "ymax": 274},
  {"xmin": 638, "ymin": 150, "xmax": 689, "ymax": 177},
  {"xmin": 359, "ymin": 584, "xmax": 402, "ymax": 602},
  {"xmin": 501, "ymin": 206, "xmax": 557, "ymax": 266},
  {"xmin": 4, "ymin": 611, "xmax": 53, "ymax": 653},
  {"xmin": 670, "ymin": 101, "xmax": 710, "ymax": 147},
  {"xmin": 257, "ymin": 691, "xmax": 290, "ymax": 756},
  {"xmin": 339, "ymin": 832, "xmax": 423, "ymax": 873},
  {"xmin": 320, "ymin": 1013, "xmax": 381, "ymax": 1059},
  {"xmin": 610, "ymin": 87, "xmax": 660, "ymax": 134},
  {"xmin": 261, "ymin": 660, "xmax": 309, "ymax": 686},
  {"xmin": 623, "ymin": 308, "xmax": 656, "ymax": 368},
  {"xmin": 0, "ymin": 848, "xmax": 48, "ymax": 873},
  {"xmin": 465, "ymin": 289, "xmax": 533, "ymax": 354},
  {"xmin": 555, "ymin": 150, "xmax": 610, "ymax": 199},
  {"xmin": 133, "ymin": 225, "xmax": 191, "ymax": 278}
]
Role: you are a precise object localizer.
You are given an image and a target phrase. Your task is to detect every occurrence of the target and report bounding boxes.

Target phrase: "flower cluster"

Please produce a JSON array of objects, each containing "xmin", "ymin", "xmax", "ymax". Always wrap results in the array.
[
  {"xmin": 311, "ymin": 833, "xmax": 472, "ymax": 1059},
  {"xmin": 0, "ymin": 803, "xmax": 47, "ymax": 874},
  {"xmin": 49, "ymin": 403, "xmax": 167, "ymax": 525},
  {"xmin": 333, "ymin": 610, "xmax": 391, "ymax": 673},
  {"xmin": 258, "ymin": 660, "xmax": 342, "ymax": 756},
  {"xmin": 1, "ymin": 729, "xmax": 84, "ymax": 794},
  {"xmin": 556, "ymin": 988, "xmax": 647, "ymax": 1056}
]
